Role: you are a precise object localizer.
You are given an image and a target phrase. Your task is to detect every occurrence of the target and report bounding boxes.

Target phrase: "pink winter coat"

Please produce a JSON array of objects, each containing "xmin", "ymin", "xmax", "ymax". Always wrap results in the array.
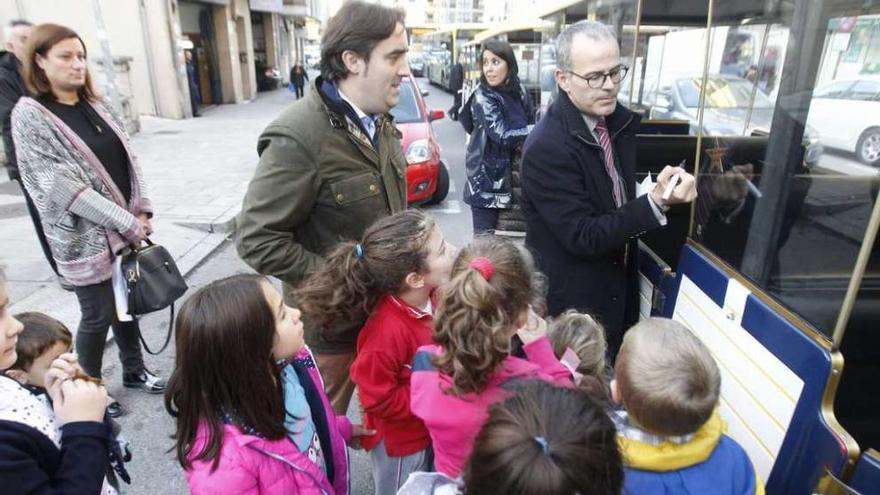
[
  {"xmin": 410, "ymin": 336, "xmax": 572, "ymax": 477},
  {"xmin": 184, "ymin": 347, "xmax": 352, "ymax": 495}
]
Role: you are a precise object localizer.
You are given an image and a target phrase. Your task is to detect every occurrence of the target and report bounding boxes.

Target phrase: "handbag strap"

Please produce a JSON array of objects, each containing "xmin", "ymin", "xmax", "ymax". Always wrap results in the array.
[{"xmin": 136, "ymin": 304, "xmax": 175, "ymax": 356}]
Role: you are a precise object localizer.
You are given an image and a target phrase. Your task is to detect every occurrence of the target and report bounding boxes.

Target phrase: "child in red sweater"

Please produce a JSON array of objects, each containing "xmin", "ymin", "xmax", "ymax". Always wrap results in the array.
[{"xmin": 296, "ymin": 210, "xmax": 454, "ymax": 494}]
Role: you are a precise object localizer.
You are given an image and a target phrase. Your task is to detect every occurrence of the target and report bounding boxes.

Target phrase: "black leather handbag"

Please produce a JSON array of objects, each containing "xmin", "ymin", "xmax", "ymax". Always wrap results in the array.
[{"xmin": 120, "ymin": 239, "xmax": 187, "ymax": 354}]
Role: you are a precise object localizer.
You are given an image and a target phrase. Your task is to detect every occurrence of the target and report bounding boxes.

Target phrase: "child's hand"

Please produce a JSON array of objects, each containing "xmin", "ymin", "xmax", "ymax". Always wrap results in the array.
[
  {"xmin": 50, "ymin": 378, "xmax": 108, "ymax": 425},
  {"xmin": 347, "ymin": 424, "xmax": 376, "ymax": 450},
  {"xmin": 43, "ymin": 353, "xmax": 84, "ymax": 392},
  {"xmin": 517, "ymin": 307, "xmax": 547, "ymax": 345}
]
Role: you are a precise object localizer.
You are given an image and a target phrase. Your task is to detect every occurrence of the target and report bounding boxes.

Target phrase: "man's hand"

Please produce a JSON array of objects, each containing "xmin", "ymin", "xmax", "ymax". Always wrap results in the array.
[
  {"xmin": 651, "ymin": 165, "xmax": 697, "ymax": 206},
  {"xmin": 517, "ymin": 306, "xmax": 547, "ymax": 345}
]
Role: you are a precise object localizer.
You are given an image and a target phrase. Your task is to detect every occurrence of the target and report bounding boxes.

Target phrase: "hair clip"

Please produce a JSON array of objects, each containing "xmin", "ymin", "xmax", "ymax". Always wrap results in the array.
[
  {"xmin": 560, "ymin": 347, "xmax": 585, "ymax": 385},
  {"xmin": 354, "ymin": 243, "xmax": 364, "ymax": 259},
  {"xmin": 534, "ymin": 436, "xmax": 550, "ymax": 454},
  {"xmin": 469, "ymin": 256, "xmax": 494, "ymax": 281}
]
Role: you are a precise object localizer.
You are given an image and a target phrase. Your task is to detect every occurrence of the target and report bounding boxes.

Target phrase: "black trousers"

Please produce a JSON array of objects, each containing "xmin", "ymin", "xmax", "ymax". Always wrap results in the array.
[
  {"xmin": 16, "ymin": 179, "xmax": 58, "ymax": 275},
  {"xmin": 471, "ymin": 206, "xmax": 500, "ymax": 235},
  {"xmin": 74, "ymin": 279, "xmax": 145, "ymax": 379}
]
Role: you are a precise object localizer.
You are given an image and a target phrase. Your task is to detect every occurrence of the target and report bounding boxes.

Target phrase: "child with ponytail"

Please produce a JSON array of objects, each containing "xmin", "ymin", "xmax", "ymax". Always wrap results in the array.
[
  {"xmin": 296, "ymin": 210, "xmax": 454, "ymax": 494},
  {"xmin": 409, "ymin": 236, "xmax": 572, "ymax": 478}
]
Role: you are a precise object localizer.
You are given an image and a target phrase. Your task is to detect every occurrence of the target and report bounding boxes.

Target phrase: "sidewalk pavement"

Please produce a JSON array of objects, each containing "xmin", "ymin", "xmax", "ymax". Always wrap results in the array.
[{"xmin": 1, "ymin": 86, "xmax": 300, "ymax": 324}]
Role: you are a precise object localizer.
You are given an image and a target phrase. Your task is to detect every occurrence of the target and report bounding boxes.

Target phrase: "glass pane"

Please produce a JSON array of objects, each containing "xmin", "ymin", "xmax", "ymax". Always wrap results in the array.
[{"xmin": 390, "ymin": 80, "xmax": 422, "ymax": 124}]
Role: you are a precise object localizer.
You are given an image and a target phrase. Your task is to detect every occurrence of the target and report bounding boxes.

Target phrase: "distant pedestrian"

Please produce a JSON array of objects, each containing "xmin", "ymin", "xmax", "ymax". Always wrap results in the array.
[
  {"xmin": 0, "ymin": 19, "xmax": 61, "ymax": 281},
  {"xmin": 289, "ymin": 62, "xmax": 308, "ymax": 99},
  {"xmin": 447, "ymin": 59, "xmax": 463, "ymax": 120},
  {"xmin": 184, "ymin": 50, "xmax": 201, "ymax": 117},
  {"xmin": 11, "ymin": 24, "xmax": 166, "ymax": 418},
  {"xmin": 236, "ymin": 0, "xmax": 410, "ymax": 416},
  {"xmin": 464, "ymin": 41, "xmax": 533, "ymax": 235},
  {"xmin": 165, "ymin": 274, "xmax": 372, "ymax": 495}
]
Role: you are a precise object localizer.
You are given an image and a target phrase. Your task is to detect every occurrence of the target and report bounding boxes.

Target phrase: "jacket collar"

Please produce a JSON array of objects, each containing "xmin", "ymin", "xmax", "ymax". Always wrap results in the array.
[
  {"xmin": 555, "ymin": 89, "xmax": 637, "ymax": 145},
  {"xmin": 385, "ymin": 294, "xmax": 433, "ymax": 321},
  {"xmin": 616, "ymin": 409, "xmax": 724, "ymax": 471}
]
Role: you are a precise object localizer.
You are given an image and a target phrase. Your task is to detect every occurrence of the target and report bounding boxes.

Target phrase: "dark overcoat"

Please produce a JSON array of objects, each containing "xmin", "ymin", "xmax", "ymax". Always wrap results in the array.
[{"xmin": 521, "ymin": 90, "xmax": 662, "ymax": 356}]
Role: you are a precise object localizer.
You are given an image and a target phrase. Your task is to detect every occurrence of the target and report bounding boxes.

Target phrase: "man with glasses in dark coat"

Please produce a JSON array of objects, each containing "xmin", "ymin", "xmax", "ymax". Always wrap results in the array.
[{"xmin": 521, "ymin": 21, "xmax": 697, "ymax": 359}]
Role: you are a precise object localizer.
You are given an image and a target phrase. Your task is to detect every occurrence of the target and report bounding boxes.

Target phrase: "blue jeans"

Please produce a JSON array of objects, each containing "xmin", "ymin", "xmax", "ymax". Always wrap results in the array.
[{"xmin": 471, "ymin": 206, "xmax": 500, "ymax": 235}]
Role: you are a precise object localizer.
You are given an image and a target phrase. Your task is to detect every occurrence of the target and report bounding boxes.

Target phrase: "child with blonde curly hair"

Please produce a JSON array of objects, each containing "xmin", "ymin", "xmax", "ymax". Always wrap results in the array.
[{"xmin": 409, "ymin": 236, "xmax": 572, "ymax": 478}]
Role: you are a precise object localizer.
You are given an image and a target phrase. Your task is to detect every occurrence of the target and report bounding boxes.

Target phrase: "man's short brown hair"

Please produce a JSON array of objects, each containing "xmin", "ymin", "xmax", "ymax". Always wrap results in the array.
[
  {"xmin": 319, "ymin": 1, "xmax": 405, "ymax": 82},
  {"xmin": 22, "ymin": 23, "xmax": 97, "ymax": 100},
  {"xmin": 615, "ymin": 317, "xmax": 721, "ymax": 436},
  {"xmin": 10, "ymin": 312, "xmax": 72, "ymax": 372}
]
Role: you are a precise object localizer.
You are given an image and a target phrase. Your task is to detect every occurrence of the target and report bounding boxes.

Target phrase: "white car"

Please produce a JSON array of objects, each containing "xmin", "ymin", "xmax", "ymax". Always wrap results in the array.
[{"xmin": 807, "ymin": 78, "xmax": 880, "ymax": 165}]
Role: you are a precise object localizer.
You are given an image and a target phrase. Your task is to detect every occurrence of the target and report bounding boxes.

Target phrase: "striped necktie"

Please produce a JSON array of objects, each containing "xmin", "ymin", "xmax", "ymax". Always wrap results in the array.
[{"xmin": 595, "ymin": 117, "xmax": 626, "ymax": 208}]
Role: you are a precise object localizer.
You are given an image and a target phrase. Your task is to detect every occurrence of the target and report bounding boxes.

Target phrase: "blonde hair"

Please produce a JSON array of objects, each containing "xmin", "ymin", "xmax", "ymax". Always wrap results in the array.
[
  {"xmin": 548, "ymin": 311, "xmax": 608, "ymax": 398},
  {"xmin": 615, "ymin": 317, "xmax": 720, "ymax": 436},
  {"xmin": 433, "ymin": 236, "xmax": 533, "ymax": 396}
]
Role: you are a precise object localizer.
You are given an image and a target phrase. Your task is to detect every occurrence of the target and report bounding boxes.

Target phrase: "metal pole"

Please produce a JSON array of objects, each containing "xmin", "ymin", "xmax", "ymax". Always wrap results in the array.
[
  {"xmin": 688, "ymin": 0, "xmax": 716, "ymax": 237},
  {"xmin": 741, "ymin": 0, "xmax": 829, "ymax": 285},
  {"xmin": 91, "ymin": 0, "xmax": 124, "ymax": 118},
  {"xmin": 138, "ymin": 0, "xmax": 160, "ymax": 116},
  {"xmin": 15, "ymin": 0, "xmax": 26, "ymax": 17}
]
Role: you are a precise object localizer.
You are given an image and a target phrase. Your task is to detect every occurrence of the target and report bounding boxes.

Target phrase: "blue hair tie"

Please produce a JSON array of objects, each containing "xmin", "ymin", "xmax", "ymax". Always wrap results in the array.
[
  {"xmin": 354, "ymin": 243, "xmax": 364, "ymax": 258},
  {"xmin": 534, "ymin": 436, "xmax": 550, "ymax": 454}
]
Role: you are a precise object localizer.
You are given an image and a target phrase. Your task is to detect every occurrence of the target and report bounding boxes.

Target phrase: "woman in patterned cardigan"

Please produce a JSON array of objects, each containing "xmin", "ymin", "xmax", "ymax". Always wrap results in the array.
[{"xmin": 11, "ymin": 24, "xmax": 165, "ymax": 416}]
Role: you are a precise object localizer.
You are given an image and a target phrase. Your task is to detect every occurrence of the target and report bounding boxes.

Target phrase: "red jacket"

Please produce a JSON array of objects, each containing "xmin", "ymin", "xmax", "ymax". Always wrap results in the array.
[{"xmin": 350, "ymin": 295, "xmax": 434, "ymax": 456}]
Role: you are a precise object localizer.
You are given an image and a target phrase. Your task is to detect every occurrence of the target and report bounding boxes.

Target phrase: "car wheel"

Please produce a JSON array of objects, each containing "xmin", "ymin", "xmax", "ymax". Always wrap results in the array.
[
  {"xmin": 857, "ymin": 127, "xmax": 880, "ymax": 165},
  {"xmin": 425, "ymin": 161, "xmax": 450, "ymax": 205}
]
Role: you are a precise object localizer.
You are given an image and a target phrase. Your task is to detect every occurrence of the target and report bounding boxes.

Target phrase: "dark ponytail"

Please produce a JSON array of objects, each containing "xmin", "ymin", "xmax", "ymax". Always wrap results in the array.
[
  {"xmin": 463, "ymin": 381, "xmax": 624, "ymax": 495},
  {"xmin": 295, "ymin": 210, "xmax": 435, "ymax": 326}
]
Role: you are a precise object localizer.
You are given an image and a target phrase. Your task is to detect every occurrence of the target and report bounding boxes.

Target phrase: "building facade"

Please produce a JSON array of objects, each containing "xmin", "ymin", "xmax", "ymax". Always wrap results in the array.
[{"xmin": 0, "ymin": 0, "xmax": 322, "ymax": 124}]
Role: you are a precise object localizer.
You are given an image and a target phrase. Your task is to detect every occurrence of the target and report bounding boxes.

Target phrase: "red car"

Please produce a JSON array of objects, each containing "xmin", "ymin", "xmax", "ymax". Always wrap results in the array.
[{"xmin": 390, "ymin": 76, "xmax": 450, "ymax": 205}]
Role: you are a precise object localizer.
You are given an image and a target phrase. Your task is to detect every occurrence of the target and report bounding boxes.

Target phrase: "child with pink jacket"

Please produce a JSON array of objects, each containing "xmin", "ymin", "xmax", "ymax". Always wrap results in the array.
[
  {"xmin": 410, "ymin": 236, "xmax": 572, "ymax": 477},
  {"xmin": 164, "ymin": 274, "xmax": 372, "ymax": 494}
]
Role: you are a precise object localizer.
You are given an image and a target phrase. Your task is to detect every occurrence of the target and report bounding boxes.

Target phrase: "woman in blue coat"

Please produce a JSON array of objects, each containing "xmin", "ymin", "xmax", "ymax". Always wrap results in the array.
[{"xmin": 464, "ymin": 41, "xmax": 533, "ymax": 234}]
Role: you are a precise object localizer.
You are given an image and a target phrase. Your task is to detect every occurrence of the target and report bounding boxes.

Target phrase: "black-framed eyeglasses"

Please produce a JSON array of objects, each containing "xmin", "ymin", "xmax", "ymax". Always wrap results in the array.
[{"xmin": 568, "ymin": 65, "xmax": 629, "ymax": 89}]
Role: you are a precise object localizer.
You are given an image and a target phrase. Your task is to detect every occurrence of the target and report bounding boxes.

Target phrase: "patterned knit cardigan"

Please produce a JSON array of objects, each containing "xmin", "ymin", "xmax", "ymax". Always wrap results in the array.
[{"xmin": 11, "ymin": 97, "xmax": 151, "ymax": 286}]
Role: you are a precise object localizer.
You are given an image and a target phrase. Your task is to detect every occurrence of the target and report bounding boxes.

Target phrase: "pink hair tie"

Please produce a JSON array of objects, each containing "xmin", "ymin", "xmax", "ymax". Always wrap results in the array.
[{"xmin": 469, "ymin": 256, "xmax": 494, "ymax": 281}]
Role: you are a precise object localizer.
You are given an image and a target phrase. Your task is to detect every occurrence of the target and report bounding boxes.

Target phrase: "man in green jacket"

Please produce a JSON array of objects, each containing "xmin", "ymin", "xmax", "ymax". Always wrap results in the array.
[{"xmin": 236, "ymin": 1, "xmax": 410, "ymax": 414}]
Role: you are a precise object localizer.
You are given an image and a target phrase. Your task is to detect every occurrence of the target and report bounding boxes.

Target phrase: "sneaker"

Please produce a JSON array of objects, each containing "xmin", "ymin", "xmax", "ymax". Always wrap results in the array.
[
  {"xmin": 107, "ymin": 396, "xmax": 124, "ymax": 418},
  {"xmin": 122, "ymin": 369, "xmax": 166, "ymax": 394}
]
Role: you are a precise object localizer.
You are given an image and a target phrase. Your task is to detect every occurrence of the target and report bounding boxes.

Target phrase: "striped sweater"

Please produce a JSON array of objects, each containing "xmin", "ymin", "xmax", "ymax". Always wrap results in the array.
[{"xmin": 11, "ymin": 97, "xmax": 151, "ymax": 286}]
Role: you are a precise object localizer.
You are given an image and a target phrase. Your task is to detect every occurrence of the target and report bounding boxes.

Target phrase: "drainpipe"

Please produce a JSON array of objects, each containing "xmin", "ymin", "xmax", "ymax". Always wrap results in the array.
[
  {"xmin": 164, "ymin": 0, "xmax": 193, "ymax": 118},
  {"xmin": 138, "ymin": 0, "xmax": 160, "ymax": 116},
  {"xmin": 91, "ymin": 0, "xmax": 124, "ymax": 118}
]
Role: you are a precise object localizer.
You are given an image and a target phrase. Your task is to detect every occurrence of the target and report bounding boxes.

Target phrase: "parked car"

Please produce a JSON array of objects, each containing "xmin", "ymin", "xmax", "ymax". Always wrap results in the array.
[
  {"xmin": 807, "ymin": 78, "xmax": 880, "ymax": 165},
  {"xmin": 627, "ymin": 74, "xmax": 822, "ymax": 165},
  {"xmin": 390, "ymin": 75, "xmax": 449, "ymax": 205},
  {"xmin": 409, "ymin": 53, "xmax": 425, "ymax": 77},
  {"xmin": 255, "ymin": 61, "xmax": 281, "ymax": 91}
]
